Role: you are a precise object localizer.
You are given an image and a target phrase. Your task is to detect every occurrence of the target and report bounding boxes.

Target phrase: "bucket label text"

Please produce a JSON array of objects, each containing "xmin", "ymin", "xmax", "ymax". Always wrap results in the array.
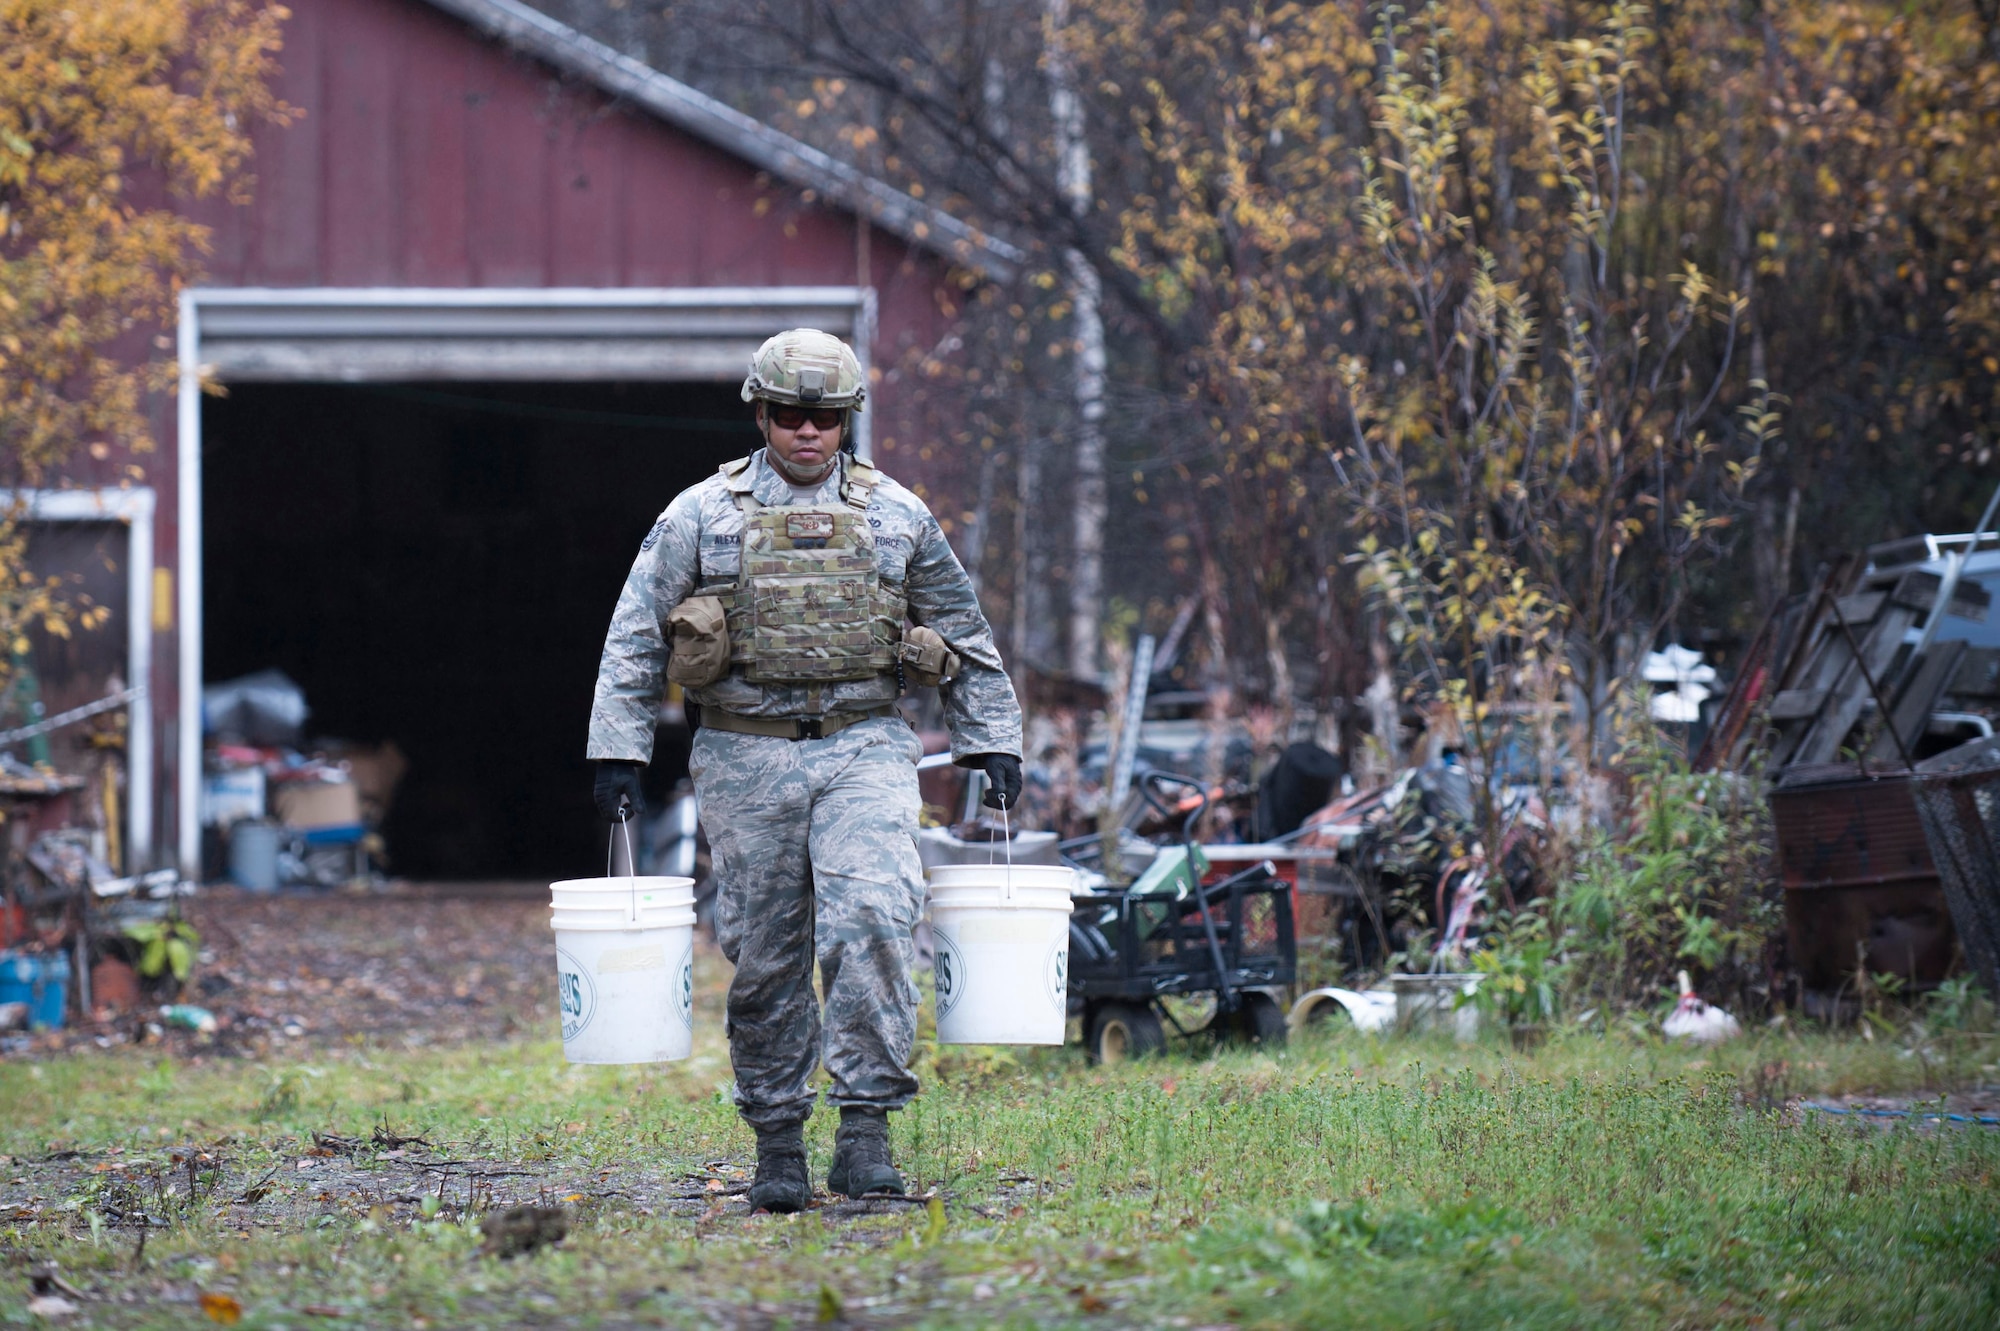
[
  {"xmin": 1046, "ymin": 942, "xmax": 1068, "ymax": 1011},
  {"xmin": 556, "ymin": 947, "xmax": 597, "ymax": 1041},
  {"xmin": 676, "ymin": 943, "xmax": 695, "ymax": 1031},
  {"xmin": 933, "ymin": 930, "xmax": 965, "ymax": 1018}
]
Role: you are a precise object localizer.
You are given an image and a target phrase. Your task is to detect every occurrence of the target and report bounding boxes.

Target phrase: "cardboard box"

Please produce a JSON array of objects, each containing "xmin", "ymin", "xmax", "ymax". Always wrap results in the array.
[
  {"xmin": 339, "ymin": 742, "xmax": 406, "ymax": 822},
  {"xmin": 273, "ymin": 779, "xmax": 361, "ymax": 830}
]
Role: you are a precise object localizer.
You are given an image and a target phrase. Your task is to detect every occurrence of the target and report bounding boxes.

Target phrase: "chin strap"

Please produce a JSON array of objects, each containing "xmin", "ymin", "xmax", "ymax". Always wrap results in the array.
[{"xmin": 767, "ymin": 450, "xmax": 837, "ymax": 488}]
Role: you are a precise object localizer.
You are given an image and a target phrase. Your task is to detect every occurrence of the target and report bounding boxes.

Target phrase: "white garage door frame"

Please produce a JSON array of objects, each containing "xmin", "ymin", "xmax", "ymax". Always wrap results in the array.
[
  {"xmin": 0, "ymin": 487, "xmax": 155, "ymax": 869},
  {"xmin": 174, "ymin": 284, "xmax": 878, "ymax": 876}
]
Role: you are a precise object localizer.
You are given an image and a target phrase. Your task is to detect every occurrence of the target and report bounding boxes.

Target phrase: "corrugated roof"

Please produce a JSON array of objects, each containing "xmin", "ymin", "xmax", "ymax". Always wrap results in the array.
[{"xmin": 422, "ymin": 0, "xmax": 1023, "ymax": 279}]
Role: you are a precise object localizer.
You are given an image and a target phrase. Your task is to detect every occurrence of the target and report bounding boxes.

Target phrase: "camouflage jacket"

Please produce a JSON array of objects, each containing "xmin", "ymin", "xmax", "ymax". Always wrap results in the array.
[{"xmin": 588, "ymin": 449, "xmax": 1023, "ymax": 765}]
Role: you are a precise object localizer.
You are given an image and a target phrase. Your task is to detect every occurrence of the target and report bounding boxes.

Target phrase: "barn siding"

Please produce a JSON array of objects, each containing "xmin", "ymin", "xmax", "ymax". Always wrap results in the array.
[{"xmin": 182, "ymin": 0, "xmax": 948, "ymax": 306}]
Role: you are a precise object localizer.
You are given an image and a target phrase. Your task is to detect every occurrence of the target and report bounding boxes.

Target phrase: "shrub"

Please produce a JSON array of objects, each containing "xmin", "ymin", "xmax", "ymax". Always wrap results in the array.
[
  {"xmin": 1461, "ymin": 910, "xmax": 1562, "ymax": 1029},
  {"xmin": 1552, "ymin": 736, "xmax": 1779, "ymax": 1015}
]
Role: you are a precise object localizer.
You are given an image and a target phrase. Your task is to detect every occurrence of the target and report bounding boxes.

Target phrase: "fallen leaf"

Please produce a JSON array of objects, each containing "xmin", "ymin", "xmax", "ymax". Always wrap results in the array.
[
  {"xmin": 1071, "ymin": 1286, "xmax": 1108, "ymax": 1314},
  {"xmin": 1160, "ymin": 1077, "xmax": 1179, "ymax": 1095},
  {"xmin": 301, "ymin": 1305, "xmax": 343, "ymax": 1317},
  {"xmin": 704, "ymin": 1179, "xmax": 725, "ymax": 1193},
  {"xmin": 1008, "ymin": 1204, "xmax": 1027, "ymax": 1219},
  {"xmin": 563, "ymin": 1122, "xmax": 587, "ymax": 1135},
  {"xmin": 562, "ymin": 1193, "xmax": 586, "ymax": 1203},
  {"xmin": 199, "ymin": 1291, "xmax": 243, "ymax": 1324}
]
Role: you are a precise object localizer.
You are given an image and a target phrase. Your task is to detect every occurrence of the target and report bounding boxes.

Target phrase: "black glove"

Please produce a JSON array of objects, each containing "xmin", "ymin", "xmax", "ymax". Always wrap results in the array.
[
  {"xmin": 978, "ymin": 753, "xmax": 1023, "ymax": 811},
  {"xmin": 593, "ymin": 760, "xmax": 646, "ymax": 823}
]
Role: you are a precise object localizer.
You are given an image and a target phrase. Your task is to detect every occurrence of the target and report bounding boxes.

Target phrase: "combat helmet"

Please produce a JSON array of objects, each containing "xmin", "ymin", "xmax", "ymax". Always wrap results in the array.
[{"xmin": 741, "ymin": 328, "xmax": 867, "ymax": 412}]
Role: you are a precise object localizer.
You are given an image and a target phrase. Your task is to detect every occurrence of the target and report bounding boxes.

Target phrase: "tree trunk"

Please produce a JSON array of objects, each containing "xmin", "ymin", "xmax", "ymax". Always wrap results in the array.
[
  {"xmin": 1010, "ymin": 432, "xmax": 1038, "ymax": 723},
  {"xmin": 1363, "ymin": 626, "xmax": 1401, "ymax": 785},
  {"xmin": 1047, "ymin": 0, "xmax": 1106, "ymax": 681},
  {"xmin": 963, "ymin": 446, "xmax": 997, "ymax": 595},
  {"xmin": 1264, "ymin": 615, "xmax": 1295, "ymax": 740}
]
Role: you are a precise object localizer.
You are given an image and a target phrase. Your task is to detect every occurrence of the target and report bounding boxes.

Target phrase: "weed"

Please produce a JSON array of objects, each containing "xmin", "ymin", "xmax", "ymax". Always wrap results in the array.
[
  {"xmin": 1460, "ymin": 908, "xmax": 1561, "ymax": 1029},
  {"xmin": 121, "ymin": 916, "xmax": 200, "ymax": 988},
  {"xmin": 254, "ymin": 1064, "xmax": 321, "ymax": 1121},
  {"xmin": 137, "ymin": 1059, "xmax": 175, "ymax": 1100},
  {"xmin": 1926, "ymin": 976, "xmax": 1993, "ymax": 1031}
]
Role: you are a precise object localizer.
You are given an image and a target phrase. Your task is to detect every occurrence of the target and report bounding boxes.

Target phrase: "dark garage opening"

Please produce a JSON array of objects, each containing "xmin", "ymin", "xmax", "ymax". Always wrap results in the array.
[{"xmin": 204, "ymin": 381, "xmax": 751, "ymax": 879}]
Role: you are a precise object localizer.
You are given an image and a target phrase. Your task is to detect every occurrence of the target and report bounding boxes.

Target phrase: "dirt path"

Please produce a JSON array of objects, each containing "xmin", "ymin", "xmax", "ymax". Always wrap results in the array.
[{"xmin": 15, "ymin": 884, "xmax": 576, "ymax": 1058}]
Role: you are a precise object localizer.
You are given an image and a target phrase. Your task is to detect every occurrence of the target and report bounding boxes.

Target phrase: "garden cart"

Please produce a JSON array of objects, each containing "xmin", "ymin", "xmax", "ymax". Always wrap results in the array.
[{"xmin": 1065, "ymin": 772, "xmax": 1297, "ymax": 1062}]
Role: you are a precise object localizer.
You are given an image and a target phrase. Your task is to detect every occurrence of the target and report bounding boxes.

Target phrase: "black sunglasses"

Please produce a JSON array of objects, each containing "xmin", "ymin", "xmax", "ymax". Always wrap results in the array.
[{"xmin": 768, "ymin": 405, "xmax": 846, "ymax": 431}]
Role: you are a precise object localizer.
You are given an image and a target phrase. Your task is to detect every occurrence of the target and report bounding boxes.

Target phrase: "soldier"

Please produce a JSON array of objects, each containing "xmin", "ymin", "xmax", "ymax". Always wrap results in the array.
[{"xmin": 587, "ymin": 329, "xmax": 1023, "ymax": 1213}]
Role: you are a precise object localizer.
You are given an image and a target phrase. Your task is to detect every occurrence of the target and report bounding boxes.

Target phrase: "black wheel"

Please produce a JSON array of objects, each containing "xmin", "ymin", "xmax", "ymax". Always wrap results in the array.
[
  {"xmin": 1087, "ymin": 1002, "xmax": 1167, "ymax": 1065},
  {"xmin": 1218, "ymin": 991, "xmax": 1288, "ymax": 1048}
]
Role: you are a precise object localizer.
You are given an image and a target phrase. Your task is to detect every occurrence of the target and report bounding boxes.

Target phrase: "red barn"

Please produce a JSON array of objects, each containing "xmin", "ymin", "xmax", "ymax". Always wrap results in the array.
[{"xmin": 26, "ymin": 0, "xmax": 1015, "ymax": 881}]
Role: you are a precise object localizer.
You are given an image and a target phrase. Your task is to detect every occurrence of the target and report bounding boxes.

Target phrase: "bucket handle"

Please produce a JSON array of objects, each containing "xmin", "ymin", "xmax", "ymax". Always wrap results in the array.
[
  {"xmin": 607, "ymin": 811, "xmax": 639, "ymax": 924},
  {"xmin": 1003, "ymin": 800, "xmax": 1015, "ymax": 900},
  {"xmin": 980, "ymin": 783, "xmax": 1016, "ymax": 895}
]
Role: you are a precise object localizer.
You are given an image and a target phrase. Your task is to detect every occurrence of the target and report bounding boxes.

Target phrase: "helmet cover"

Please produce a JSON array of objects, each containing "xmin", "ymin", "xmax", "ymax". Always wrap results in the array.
[{"xmin": 740, "ymin": 328, "xmax": 867, "ymax": 411}]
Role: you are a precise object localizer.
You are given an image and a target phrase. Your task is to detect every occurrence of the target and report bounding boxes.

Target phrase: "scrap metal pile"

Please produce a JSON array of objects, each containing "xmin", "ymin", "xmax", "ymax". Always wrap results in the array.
[{"xmin": 1701, "ymin": 530, "xmax": 2000, "ymax": 1006}]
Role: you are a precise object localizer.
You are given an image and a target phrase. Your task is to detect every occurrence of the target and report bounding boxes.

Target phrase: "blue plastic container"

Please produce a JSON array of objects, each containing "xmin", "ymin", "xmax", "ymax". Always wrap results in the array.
[
  {"xmin": 228, "ymin": 819, "xmax": 281, "ymax": 891},
  {"xmin": 0, "ymin": 950, "xmax": 71, "ymax": 1030}
]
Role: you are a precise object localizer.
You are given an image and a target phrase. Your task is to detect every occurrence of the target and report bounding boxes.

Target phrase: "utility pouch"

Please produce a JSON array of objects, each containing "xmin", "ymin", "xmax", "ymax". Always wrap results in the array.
[
  {"xmin": 897, "ymin": 626, "xmax": 961, "ymax": 689},
  {"xmin": 666, "ymin": 595, "xmax": 731, "ymax": 688}
]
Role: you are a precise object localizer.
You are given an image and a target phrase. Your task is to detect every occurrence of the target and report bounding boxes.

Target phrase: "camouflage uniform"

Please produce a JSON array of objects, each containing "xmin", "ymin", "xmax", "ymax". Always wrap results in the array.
[{"xmin": 588, "ymin": 449, "xmax": 1021, "ymax": 1129}]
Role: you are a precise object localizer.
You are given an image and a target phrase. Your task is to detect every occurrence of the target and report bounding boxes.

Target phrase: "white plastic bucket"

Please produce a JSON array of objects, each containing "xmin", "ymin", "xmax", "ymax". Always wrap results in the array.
[
  {"xmin": 1390, "ymin": 972, "xmax": 1481, "ymax": 1042},
  {"xmin": 926, "ymin": 862, "xmax": 1075, "ymax": 1045},
  {"xmin": 549, "ymin": 867, "xmax": 698, "ymax": 1065}
]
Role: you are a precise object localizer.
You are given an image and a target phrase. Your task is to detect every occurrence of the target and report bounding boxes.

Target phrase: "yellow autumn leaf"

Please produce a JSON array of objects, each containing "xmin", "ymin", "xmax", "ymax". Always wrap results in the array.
[{"xmin": 199, "ymin": 1291, "xmax": 243, "ymax": 1324}]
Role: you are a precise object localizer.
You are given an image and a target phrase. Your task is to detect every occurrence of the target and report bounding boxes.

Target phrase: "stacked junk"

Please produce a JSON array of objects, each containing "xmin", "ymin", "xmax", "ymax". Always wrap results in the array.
[
  {"xmin": 199, "ymin": 670, "xmax": 401, "ymax": 893},
  {"xmin": 1700, "ymin": 508, "xmax": 2000, "ymax": 1012},
  {"xmin": 2, "ymin": 685, "xmax": 186, "ymax": 1040},
  {"xmin": 0, "ymin": 666, "xmax": 404, "ymax": 1038}
]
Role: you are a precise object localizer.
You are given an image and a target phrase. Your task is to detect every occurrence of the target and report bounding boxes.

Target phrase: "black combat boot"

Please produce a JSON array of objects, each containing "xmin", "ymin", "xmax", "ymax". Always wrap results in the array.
[
  {"xmin": 746, "ymin": 1123, "xmax": 811, "ymax": 1214},
  {"xmin": 826, "ymin": 1106, "xmax": 904, "ymax": 1198}
]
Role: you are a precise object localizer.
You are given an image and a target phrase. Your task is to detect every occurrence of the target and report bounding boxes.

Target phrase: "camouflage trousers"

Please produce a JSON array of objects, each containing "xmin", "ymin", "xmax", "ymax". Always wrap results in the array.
[{"xmin": 691, "ymin": 715, "xmax": 926, "ymax": 1132}]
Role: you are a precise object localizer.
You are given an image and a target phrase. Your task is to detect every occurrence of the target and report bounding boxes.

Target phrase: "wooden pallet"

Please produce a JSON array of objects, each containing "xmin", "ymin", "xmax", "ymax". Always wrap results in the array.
[{"xmin": 1757, "ymin": 568, "xmax": 1990, "ymax": 772}]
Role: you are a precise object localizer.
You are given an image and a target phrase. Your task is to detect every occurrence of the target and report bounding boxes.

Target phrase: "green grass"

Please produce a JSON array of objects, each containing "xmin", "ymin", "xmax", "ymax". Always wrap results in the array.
[{"xmin": 3, "ymin": 1002, "xmax": 1998, "ymax": 1328}]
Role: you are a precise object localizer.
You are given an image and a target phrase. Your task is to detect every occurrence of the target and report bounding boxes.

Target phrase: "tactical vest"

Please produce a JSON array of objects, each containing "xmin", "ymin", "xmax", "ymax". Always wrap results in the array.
[{"xmin": 706, "ymin": 456, "xmax": 906, "ymax": 684}]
